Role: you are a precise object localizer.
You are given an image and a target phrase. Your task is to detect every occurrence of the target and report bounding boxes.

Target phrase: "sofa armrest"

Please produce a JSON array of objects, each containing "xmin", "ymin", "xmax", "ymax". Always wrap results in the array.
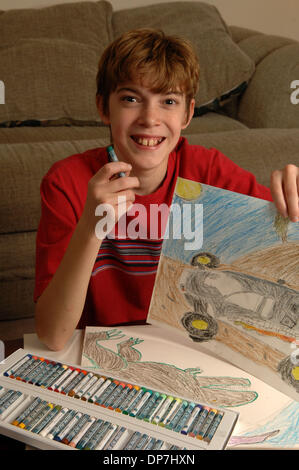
[
  {"xmin": 231, "ymin": 29, "xmax": 299, "ymax": 128},
  {"xmin": 229, "ymin": 25, "xmax": 262, "ymax": 45}
]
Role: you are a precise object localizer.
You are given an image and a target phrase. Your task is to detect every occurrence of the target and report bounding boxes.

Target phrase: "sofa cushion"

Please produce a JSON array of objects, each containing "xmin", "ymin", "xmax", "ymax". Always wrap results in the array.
[
  {"xmin": 0, "ymin": 232, "xmax": 36, "ymax": 321},
  {"xmin": 0, "ymin": 125, "xmax": 110, "ymax": 144},
  {"xmin": 233, "ymin": 30, "xmax": 295, "ymax": 65},
  {"xmin": 237, "ymin": 43, "xmax": 299, "ymax": 128},
  {"xmin": 112, "ymin": 1, "xmax": 255, "ymax": 112},
  {"xmin": 229, "ymin": 26, "xmax": 261, "ymax": 44},
  {"xmin": 0, "ymin": 1, "xmax": 113, "ymax": 125},
  {"xmin": 0, "ymin": 231, "xmax": 36, "ymax": 321},
  {"xmin": 0, "ymin": 231, "xmax": 35, "ymax": 282},
  {"xmin": 0, "ymin": 112, "xmax": 247, "ymax": 145},
  {"xmin": 182, "ymin": 113, "xmax": 248, "ymax": 135},
  {"xmin": 0, "ymin": 278, "xmax": 35, "ymax": 321},
  {"xmin": 0, "ymin": 136, "xmax": 110, "ymax": 234}
]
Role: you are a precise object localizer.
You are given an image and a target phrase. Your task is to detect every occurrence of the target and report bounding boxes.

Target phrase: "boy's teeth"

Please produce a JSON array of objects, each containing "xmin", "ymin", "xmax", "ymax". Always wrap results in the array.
[{"xmin": 135, "ymin": 137, "xmax": 163, "ymax": 146}]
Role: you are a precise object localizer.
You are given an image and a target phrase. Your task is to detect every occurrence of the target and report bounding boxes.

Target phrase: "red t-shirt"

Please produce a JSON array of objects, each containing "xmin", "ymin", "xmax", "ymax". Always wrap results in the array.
[{"xmin": 34, "ymin": 137, "xmax": 272, "ymax": 327}]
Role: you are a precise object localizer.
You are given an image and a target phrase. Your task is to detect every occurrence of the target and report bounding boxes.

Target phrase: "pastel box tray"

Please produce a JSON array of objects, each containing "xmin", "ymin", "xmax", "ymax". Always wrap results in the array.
[{"xmin": 0, "ymin": 348, "xmax": 239, "ymax": 450}]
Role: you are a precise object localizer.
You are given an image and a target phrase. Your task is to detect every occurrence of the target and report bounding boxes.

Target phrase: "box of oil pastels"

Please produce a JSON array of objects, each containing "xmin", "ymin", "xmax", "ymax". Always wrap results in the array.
[{"xmin": 0, "ymin": 349, "xmax": 238, "ymax": 450}]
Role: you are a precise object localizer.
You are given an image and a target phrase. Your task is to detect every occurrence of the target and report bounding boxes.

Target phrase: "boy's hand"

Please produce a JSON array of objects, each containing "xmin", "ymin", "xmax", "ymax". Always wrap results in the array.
[
  {"xmin": 270, "ymin": 164, "xmax": 299, "ymax": 222},
  {"xmin": 80, "ymin": 161, "xmax": 140, "ymax": 238}
]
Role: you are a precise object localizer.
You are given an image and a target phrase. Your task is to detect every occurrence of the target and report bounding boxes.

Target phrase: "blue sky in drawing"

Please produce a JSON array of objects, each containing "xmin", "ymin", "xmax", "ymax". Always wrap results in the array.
[
  {"xmin": 240, "ymin": 401, "xmax": 299, "ymax": 447},
  {"xmin": 163, "ymin": 182, "xmax": 299, "ymax": 265}
]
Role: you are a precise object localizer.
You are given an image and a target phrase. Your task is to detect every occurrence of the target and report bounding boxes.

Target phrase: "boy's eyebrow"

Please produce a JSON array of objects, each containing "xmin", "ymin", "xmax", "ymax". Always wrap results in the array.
[
  {"xmin": 165, "ymin": 91, "xmax": 184, "ymax": 96},
  {"xmin": 116, "ymin": 87, "xmax": 139, "ymax": 94},
  {"xmin": 116, "ymin": 86, "xmax": 184, "ymax": 96}
]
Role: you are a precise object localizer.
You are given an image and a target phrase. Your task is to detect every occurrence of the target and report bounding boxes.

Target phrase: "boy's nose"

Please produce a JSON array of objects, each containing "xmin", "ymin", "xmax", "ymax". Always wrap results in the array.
[{"xmin": 138, "ymin": 104, "xmax": 161, "ymax": 127}]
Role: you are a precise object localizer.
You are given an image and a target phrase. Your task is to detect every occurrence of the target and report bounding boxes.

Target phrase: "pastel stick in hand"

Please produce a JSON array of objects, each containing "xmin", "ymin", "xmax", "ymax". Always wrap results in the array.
[{"xmin": 107, "ymin": 145, "xmax": 126, "ymax": 178}]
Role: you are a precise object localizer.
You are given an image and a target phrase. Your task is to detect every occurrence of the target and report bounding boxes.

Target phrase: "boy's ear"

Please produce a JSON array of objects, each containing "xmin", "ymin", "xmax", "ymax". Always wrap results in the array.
[
  {"xmin": 182, "ymin": 98, "xmax": 195, "ymax": 129},
  {"xmin": 96, "ymin": 95, "xmax": 110, "ymax": 125}
]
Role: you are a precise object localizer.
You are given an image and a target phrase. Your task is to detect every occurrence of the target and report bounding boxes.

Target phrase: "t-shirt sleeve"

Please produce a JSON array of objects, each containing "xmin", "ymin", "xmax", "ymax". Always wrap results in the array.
[{"xmin": 34, "ymin": 172, "xmax": 78, "ymax": 303}]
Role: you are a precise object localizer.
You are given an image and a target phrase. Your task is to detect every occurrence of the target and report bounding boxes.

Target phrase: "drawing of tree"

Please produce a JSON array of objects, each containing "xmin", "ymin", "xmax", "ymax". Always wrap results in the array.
[{"xmin": 274, "ymin": 213, "xmax": 289, "ymax": 243}]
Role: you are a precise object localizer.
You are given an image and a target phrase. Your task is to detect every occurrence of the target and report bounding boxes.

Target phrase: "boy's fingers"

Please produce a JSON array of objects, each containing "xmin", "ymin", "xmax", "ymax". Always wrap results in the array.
[
  {"xmin": 108, "ymin": 176, "xmax": 140, "ymax": 194},
  {"xmin": 271, "ymin": 166, "xmax": 299, "ymax": 222},
  {"xmin": 103, "ymin": 190, "xmax": 136, "ymax": 207},
  {"xmin": 270, "ymin": 170, "xmax": 288, "ymax": 218},
  {"xmin": 90, "ymin": 163, "xmax": 139, "ymax": 194},
  {"xmin": 109, "ymin": 166, "xmax": 133, "ymax": 181},
  {"xmin": 102, "ymin": 163, "xmax": 140, "ymax": 191},
  {"xmin": 282, "ymin": 165, "xmax": 299, "ymax": 222},
  {"xmin": 96, "ymin": 161, "xmax": 132, "ymax": 182}
]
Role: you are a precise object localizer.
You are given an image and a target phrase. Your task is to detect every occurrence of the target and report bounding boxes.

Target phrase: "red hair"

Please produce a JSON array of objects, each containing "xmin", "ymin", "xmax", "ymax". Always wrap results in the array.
[{"xmin": 96, "ymin": 28, "xmax": 200, "ymax": 120}]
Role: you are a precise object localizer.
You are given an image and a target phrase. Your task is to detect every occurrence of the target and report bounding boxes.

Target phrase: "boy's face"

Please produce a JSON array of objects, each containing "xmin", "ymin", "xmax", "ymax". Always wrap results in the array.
[{"xmin": 97, "ymin": 79, "xmax": 194, "ymax": 176}]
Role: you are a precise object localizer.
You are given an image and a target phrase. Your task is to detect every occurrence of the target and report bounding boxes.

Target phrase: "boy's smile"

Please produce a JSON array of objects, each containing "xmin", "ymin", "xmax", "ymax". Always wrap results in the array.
[
  {"xmin": 130, "ymin": 135, "xmax": 165, "ymax": 148},
  {"xmin": 97, "ymin": 81, "xmax": 194, "ymax": 194}
]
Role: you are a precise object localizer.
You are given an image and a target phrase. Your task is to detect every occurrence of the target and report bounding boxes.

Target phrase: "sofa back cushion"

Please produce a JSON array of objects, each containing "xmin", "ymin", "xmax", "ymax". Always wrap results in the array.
[
  {"xmin": 238, "ymin": 42, "xmax": 299, "ymax": 128},
  {"xmin": 112, "ymin": 1, "xmax": 255, "ymax": 113},
  {"xmin": 0, "ymin": 1, "xmax": 113, "ymax": 125}
]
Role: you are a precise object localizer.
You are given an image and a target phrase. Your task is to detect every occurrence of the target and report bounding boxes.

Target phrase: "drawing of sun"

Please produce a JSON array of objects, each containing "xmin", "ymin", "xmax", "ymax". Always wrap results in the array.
[
  {"xmin": 175, "ymin": 179, "xmax": 202, "ymax": 201},
  {"xmin": 292, "ymin": 367, "xmax": 299, "ymax": 381}
]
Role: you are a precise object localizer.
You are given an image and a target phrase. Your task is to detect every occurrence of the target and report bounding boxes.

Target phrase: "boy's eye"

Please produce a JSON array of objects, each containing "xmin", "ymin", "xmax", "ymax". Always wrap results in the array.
[
  {"xmin": 121, "ymin": 95, "xmax": 137, "ymax": 103},
  {"xmin": 165, "ymin": 98, "xmax": 178, "ymax": 105}
]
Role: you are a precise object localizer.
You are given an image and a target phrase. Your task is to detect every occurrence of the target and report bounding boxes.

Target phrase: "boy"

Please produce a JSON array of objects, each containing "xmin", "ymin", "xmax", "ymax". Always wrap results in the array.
[{"xmin": 34, "ymin": 29, "xmax": 299, "ymax": 351}]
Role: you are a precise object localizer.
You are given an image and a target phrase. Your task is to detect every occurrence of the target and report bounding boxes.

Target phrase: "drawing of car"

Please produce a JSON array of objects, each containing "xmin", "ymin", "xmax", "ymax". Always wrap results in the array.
[
  {"xmin": 179, "ymin": 252, "xmax": 299, "ymax": 392},
  {"xmin": 179, "ymin": 252, "xmax": 298, "ymax": 342}
]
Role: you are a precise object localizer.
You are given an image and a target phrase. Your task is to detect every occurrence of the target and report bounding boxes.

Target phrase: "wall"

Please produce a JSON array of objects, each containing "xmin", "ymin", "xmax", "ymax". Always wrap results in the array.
[{"xmin": 0, "ymin": 0, "xmax": 299, "ymax": 42}]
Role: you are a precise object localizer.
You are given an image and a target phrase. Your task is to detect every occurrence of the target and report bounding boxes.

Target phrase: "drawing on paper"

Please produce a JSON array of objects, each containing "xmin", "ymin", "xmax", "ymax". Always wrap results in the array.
[
  {"xmin": 81, "ymin": 327, "xmax": 299, "ymax": 448},
  {"xmin": 228, "ymin": 401, "xmax": 299, "ymax": 448},
  {"xmin": 147, "ymin": 179, "xmax": 299, "ymax": 399},
  {"xmin": 82, "ymin": 328, "xmax": 257, "ymax": 408}
]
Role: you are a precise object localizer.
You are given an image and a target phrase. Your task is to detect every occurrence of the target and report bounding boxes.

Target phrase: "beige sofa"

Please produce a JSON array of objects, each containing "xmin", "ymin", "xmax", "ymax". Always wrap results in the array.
[{"xmin": 0, "ymin": 1, "xmax": 298, "ymax": 340}]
